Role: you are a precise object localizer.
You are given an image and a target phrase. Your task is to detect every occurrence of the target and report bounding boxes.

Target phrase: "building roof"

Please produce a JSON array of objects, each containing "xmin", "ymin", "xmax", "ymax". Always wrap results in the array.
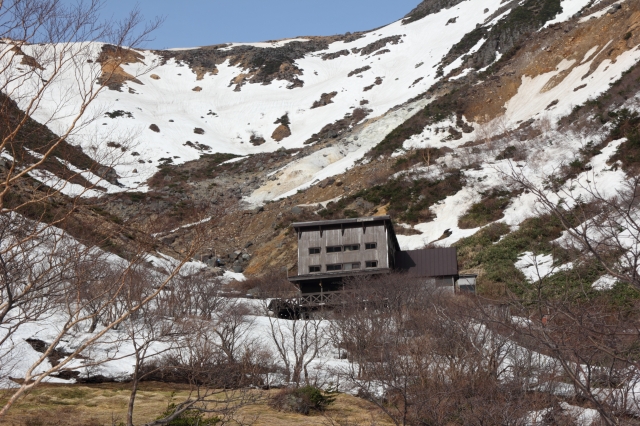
[
  {"xmin": 291, "ymin": 215, "xmax": 392, "ymax": 228},
  {"xmin": 291, "ymin": 215, "xmax": 400, "ymax": 251},
  {"xmin": 395, "ymin": 248, "xmax": 458, "ymax": 277}
]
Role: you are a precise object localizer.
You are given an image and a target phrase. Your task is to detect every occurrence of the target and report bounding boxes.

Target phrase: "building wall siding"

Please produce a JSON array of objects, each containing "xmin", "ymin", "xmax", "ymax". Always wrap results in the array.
[{"xmin": 297, "ymin": 222, "xmax": 389, "ymax": 275}]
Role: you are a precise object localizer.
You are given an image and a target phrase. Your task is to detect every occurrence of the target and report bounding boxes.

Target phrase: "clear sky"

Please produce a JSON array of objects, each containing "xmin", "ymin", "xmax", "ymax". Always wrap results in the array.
[{"xmin": 89, "ymin": 0, "xmax": 422, "ymax": 49}]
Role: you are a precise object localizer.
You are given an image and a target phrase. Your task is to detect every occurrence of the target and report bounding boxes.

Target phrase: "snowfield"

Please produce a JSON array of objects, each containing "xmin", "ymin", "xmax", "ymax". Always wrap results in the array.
[{"xmin": 3, "ymin": 0, "xmax": 526, "ymax": 189}]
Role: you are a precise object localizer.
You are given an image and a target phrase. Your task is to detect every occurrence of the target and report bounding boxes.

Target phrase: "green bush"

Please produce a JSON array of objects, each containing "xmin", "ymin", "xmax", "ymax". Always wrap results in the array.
[
  {"xmin": 609, "ymin": 108, "xmax": 640, "ymax": 171},
  {"xmin": 270, "ymin": 386, "xmax": 336, "ymax": 415},
  {"xmin": 458, "ymin": 190, "xmax": 511, "ymax": 229},
  {"xmin": 157, "ymin": 402, "xmax": 220, "ymax": 426}
]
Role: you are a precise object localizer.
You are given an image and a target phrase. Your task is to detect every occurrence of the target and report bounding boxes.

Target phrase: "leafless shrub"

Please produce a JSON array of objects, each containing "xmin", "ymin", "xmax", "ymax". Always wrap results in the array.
[{"xmin": 229, "ymin": 268, "xmax": 298, "ymax": 298}]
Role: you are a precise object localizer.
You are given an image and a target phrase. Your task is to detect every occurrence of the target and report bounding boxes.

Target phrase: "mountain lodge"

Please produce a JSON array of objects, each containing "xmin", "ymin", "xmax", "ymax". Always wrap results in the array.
[{"xmin": 282, "ymin": 216, "xmax": 476, "ymax": 314}]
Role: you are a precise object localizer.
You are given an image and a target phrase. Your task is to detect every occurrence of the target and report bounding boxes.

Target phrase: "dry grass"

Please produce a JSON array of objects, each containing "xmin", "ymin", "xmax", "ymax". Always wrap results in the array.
[{"xmin": 0, "ymin": 383, "xmax": 394, "ymax": 426}]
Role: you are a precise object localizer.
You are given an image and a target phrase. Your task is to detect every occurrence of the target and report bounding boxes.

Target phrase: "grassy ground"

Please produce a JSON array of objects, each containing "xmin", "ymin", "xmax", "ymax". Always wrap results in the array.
[{"xmin": 0, "ymin": 382, "xmax": 393, "ymax": 426}]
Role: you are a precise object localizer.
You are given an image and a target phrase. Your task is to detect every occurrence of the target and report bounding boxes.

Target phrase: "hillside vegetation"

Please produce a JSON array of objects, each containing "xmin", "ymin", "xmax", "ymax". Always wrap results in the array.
[{"xmin": 3, "ymin": 0, "xmax": 640, "ymax": 424}]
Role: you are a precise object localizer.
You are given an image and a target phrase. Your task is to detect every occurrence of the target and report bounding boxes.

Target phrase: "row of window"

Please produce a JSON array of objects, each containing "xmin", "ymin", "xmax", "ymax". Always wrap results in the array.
[
  {"xmin": 309, "ymin": 260, "xmax": 378, "ymax": 273},
  {"xmin": 309, "ymin": 242, "xmax": 377, "ymax": 255}
]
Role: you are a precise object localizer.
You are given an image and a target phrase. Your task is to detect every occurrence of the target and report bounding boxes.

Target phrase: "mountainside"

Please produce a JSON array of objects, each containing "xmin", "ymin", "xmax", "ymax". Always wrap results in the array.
[
  {"xmin": 4, "ymin": 0, "xmax": 640, "ymax": 279},
  {"xmin": 6, "ymin": 0, "xmax": 640, "ymax": 422}
]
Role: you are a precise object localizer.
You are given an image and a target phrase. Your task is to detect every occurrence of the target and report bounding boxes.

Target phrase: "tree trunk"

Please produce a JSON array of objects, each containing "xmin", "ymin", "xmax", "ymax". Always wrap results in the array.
[
  {"xmin": 127, "ymin": 361, "xmax": 141, "ymax": 426},
  {"xmin": 88, "ymin": 315, "xmax": 98, "ymax": 334},
  {"xmin": 292, "ymin": 363, "xmax": 302, "ymax": 387}
]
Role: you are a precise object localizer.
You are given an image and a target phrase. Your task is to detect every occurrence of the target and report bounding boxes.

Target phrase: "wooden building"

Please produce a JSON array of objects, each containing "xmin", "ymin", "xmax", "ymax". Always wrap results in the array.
[{"xmin": 287, "ymin": 216, "xmax": 475, "ymax": 307}]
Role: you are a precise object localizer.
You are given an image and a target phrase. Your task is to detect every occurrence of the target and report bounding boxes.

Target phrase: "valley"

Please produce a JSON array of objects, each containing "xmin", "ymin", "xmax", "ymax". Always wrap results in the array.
[{"xmin": 2, "ymin": 0, "xmax": 640, "ymax": 423}]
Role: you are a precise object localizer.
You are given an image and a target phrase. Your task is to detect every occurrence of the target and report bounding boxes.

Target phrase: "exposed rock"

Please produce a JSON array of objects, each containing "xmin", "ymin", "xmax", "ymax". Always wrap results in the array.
[
  {"xmin": 192, "ymin": 86, "xmax": 202, "ymax": 92},
  {"xmin": 161, "ymin": 236, "xmax": 176, "ymax": 245},
  {"xmin": 311, "ymin": 92, "xmax": 338, "ymax": 109},
  {"xmin": 158, "ymin": 38, "xmax": 337, "ymax": 89},
  {"xmin": 150, "ymin": 74, "xmax": 160, "ymax": 80},
  {"xmin": 250, "ymin": 134, "xmax": 266, "ymax": 146},
  {"xmin": 322, "ymin": 49, "xmax": 350, "ymax": 60},
  {"xmin": 354, "ymin": 197, "xmax": 374, "ymax": 210},
  {"xmin": 149, "ymin": 124, "xmax": 160, "ymax": 132},
  {"xmin": 352, "ymin": 36, "xmax": 402, "ymax": 56},
  {"xmin": 96, "ymin": 166, "xmax": 120, "ymax": 185},
  {"xmin": 403, "ymin": 0, "xmax": 468, "ymax": 24},
  {"xmin": 304, "ymin": 108, "xmax": 370, "ymax": 145},
  {"xmin": 194, "ymin": 127, "xmax": 205, "ymax": 135},
  {"xmin": 447, "ymin": 126, "xmax": 462, "ymax": 140},
  {"xmin": 25, "ymin": 338, "xmax": 71, "ymax": 367},
  {"xmin": 10, "ymin": 45, "xmax": 43, "ymax": 69},
  {"xmin": 373, "ymin": 49, "xmax": 391, "ymax": 56},
  {"xmin": 272, "ymin": 124, "xmax": 291, "ymax": 141},
  {"xmin": 96, "ymin": 44, "xmax": 144, "ymax": 90},
  {"xmin": 318, "ymin": 178, "xmax": 336, "ymax": 188},
  {"xmin": 348, "ymin": 66, "xmax": 371, "ymax": 77}
]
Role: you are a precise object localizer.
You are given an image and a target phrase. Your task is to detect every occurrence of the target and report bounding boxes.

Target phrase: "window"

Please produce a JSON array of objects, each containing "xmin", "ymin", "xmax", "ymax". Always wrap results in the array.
[
  {"xmin": 327, "ymin": 264, "xmax": 343, "ymax": 271},
  {"xmin": 326, "ymin": 246, "xmax": 342, "ymax": 253},
  {"xmin": 309, "ymin": 265, "xmax": 321, "ymax": 273},
  {"xmin": 365, "ymin": 260, "xmax": 378, "ymax": 268},
  {"xmin": 309, "ymin": 247, "xmax": 321, "ymax": 255},
  {"xmin": 365, "ymin": 242, "xmax": 377, "ymax": 250},
  {"xmin": 344, "ymin": 262, "xmax": 360, "ymax": 271},
  {"xmin": 343, "ymin": 244, "xmax": 360, "ymax": 251}
]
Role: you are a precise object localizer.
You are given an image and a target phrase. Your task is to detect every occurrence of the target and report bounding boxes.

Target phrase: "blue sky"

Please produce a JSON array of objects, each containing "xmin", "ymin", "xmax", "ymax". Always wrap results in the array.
[{"xmin": 91, "ymin": 0, "xmax": 421, "ymax": 49}]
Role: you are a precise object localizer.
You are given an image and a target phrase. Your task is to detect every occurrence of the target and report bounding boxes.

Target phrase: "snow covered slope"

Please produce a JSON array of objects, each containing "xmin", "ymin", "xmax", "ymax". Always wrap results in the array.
[{"xmin": 6, "ymin": 0, "xmax": 593, "ymax": 190}]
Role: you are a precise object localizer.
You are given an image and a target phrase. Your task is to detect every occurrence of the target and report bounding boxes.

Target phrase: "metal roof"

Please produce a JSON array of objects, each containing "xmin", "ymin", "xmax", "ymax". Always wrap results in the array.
[
  {"xmin": 394, "ymin": 248, "xmax": 458, "ymax": 277},
  {"xmin": 291, "ymin": 215, "xmax": 392, "ymax": 228}
]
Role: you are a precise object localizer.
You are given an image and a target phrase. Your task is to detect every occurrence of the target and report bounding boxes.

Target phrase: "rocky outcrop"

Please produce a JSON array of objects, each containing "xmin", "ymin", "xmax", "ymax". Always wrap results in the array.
[
  {"xmin": 438, "ymin": 0, "xmax": 563, "ymax": 75},
  {"xmin": 304, "ymin": 108, "xmax": 370, "ymax": 145},
  {"xmin": 96, "ymin": 44, "xmax": 144, "ymax": 91},
  {"xmin": 250, "ymin": 134, "xmax": 266, "ymax": 146},
  {"xmin": 403, "ymin": 0, "xmax": 469, "ymax": 24},
  {"xmin": 272, "ymin": 114, "xmax": 292, "ymax": 141},
  {"xmin": 322, "ymin": 49, "xmax": 350, "ymax": 60},
  {"xmin": 272, "ymin": 124, "xmax": 291, "ymax": 141},
  {"xmin": 159, "ymin": 34, "xmax": 364, "ymax": 90},
  {"xmin": 348, "ymin": 66, "xmax": 371, "ymax": 77},
  {"xmin": 311, "ymin": 92, "xmax": 338, "ymax": 109},
  {"xmin": 352, "ymin": 36, "xmax": 402, "ymax": 56}
]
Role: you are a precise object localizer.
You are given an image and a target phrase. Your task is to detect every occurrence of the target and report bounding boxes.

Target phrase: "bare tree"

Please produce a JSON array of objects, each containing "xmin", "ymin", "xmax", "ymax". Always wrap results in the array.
[
  {"xmin": 122, "ymin": 269, "xmax": 184, "ymax": 426},
  {"xmin": 0, "ymin": 0, "xmax": 201, "ymax": 419},
  {"xmin": 487, "ymin": 160, "xmax": 640, "ymax": 425},
  {"xmin": 328, "ymin": 274, "xmax": 563, "ymax": 426},
  {"xmin": 0, "ymin": 218, "xmax": 207, "ymax": 417},
  {"xmin": 266, "ymin": 305, "xmax": 329, "ymax": 387},
  {"xmin": 142, "ymin": 318, "xmax": 264, "ymax": 426},
  {"xmin": 211, "ymin": 299, "xmax": 256, "ymax": 364}
]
